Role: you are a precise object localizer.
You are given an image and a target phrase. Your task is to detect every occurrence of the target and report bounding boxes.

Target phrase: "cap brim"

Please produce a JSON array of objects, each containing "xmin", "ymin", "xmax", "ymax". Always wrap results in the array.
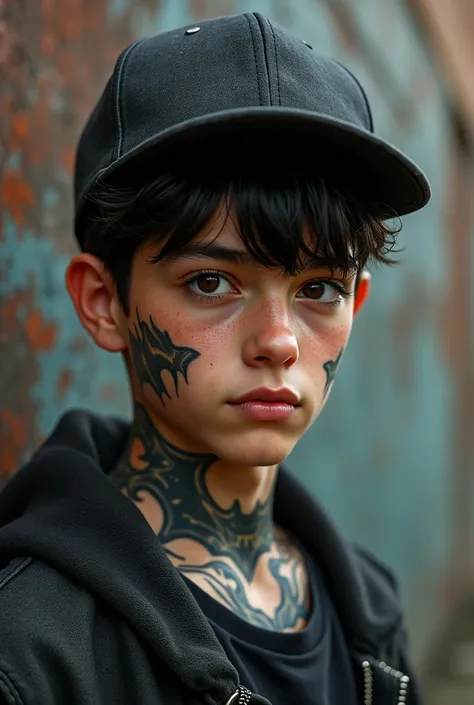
[{"xmin": 76, "ymin": 107, "xmax": 431, "ymax": 234}]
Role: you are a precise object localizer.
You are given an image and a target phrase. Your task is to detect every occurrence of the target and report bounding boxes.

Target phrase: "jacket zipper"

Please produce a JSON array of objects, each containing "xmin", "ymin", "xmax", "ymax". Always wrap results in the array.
[
  {"xmin": 226, "ymin": 661, "xmax": 410, "ymax": 705},
  {"xmin": 362, "ymin": 660, "xmax": 410, "ymax": 705},
  {"xmin": 226, "ymin": 686, "xmax": 252, "ymax": 705},
  {"xmin": 362, "ymin": 660, "xmax": 373, "ymax": 704}
]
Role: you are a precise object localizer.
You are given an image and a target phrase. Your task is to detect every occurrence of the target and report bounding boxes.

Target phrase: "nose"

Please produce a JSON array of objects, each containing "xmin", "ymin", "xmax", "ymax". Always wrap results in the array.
[{"xmin": 242, "ymin": 300, "xmax": 299, "ymax": 369}]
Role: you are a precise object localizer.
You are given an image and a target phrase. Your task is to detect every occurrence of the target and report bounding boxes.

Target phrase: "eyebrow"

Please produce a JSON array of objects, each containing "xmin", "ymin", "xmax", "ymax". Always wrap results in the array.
[
  {"xmin": 159, "ymin": 242, "xmax": 350, "ymax": 274},
  {"xmin": 159, "ymin": 243, "xmax": 259, "ymax": 266}
]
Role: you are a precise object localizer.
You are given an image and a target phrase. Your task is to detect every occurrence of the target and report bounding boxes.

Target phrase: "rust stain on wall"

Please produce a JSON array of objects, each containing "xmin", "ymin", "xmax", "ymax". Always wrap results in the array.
[
  {"xmin": 56, "ymin": 368, "xmax": 74, "ymax": 402},
  {"xmin": 0, "ymin": 0, "xmax": 162, "ymax": 480},
  {"xmin": 2, "ymin": 170, "xmax": 34, "ymax": 225},
  {"xmin": 0, "ymin": 286, "xmax": 44, "ymax": 475}
]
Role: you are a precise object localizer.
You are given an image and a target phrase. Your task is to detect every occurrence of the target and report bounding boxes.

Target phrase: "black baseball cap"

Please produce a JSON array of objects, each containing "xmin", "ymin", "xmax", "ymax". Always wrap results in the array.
[{"xmin": 74, "ymin": 12, "xmax": 430, "ymax": 245}]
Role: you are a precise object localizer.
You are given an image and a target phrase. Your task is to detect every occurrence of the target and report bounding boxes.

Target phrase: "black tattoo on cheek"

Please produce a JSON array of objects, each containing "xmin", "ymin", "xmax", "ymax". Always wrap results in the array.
[
  {"xmin": 322, "ymin": 348, "xmax": 344, "ymax": 398},
  {"xmin": 129, "ymin": 309, "xmax": 200, "ymax": 403}
]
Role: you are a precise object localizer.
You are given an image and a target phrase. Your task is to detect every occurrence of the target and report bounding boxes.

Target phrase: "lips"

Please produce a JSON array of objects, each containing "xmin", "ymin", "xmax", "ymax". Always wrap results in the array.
[{"xmin": 229, "ymin": 387, "xmax": 300, "ymax": 406}]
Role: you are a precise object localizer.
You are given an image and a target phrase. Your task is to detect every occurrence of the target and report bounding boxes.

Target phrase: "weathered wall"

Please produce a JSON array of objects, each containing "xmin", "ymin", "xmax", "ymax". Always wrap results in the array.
[
  {"xmin": 411, "ymin": 0, "xmax": 474, "ymax": 135},
  {"xmin": 1, "ymin": 0, "xmax": 473, "ymax": 672}
]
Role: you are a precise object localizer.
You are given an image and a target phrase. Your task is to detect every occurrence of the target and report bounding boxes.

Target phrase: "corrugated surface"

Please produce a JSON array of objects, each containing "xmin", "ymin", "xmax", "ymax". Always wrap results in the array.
[{"xmin": 1, "ymin": 0, "xmax": 473, "ymax": 671}]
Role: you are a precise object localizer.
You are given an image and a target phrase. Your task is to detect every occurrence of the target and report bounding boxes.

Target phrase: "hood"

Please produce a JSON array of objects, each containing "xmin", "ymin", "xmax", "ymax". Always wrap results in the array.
[{"xmin": 0, "ymin": 411, "xmax": 403, "ymax": 702}]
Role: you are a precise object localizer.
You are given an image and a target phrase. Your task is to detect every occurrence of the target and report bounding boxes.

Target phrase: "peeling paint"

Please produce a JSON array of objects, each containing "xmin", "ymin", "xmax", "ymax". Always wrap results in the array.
[{"xmin": 2, "ymin": 169, "xmax": 34, "ymax": 224}]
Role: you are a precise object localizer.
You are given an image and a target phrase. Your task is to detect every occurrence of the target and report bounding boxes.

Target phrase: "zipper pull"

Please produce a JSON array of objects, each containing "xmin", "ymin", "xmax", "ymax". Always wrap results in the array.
[
  {"xmin": 225, "ymin": 686, "xmax": 272, "ymax": 705},
  {"xmin": 362, "ymin": 659, "xmax": 410, "ymax": 705},
  {"xmin": 225, "ymin": 686, "xmax": 252, "ymax": 705},
  {"xmin": 362, "ymin": 661, "xmax": 374, "ymax": 705},
  {"xmin": 379, "ymin": 662, "xmax": 410, "ymax": 704}
]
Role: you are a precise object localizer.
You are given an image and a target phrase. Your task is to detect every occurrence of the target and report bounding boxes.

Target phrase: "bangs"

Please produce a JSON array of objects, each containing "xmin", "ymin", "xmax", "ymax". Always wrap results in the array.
[{"xmin": 86, "ymin": 167, "xmax": 401, "ymax": 312}]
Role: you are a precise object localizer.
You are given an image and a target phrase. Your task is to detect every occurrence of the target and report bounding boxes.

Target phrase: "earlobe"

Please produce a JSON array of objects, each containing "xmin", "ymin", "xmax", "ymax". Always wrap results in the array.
[
  {"xmin": 65, "ymin": 254, "xmax": 127, "ymax": 352},
  {"xmin": 354, "ymin": 270, "xmax": 371, "ymax": 316}
]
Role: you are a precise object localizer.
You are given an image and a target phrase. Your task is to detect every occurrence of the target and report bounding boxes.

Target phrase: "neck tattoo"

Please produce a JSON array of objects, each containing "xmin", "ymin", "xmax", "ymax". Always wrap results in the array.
[
  {"xmin": 112, "ymin": 405, "xmax": 274, "ymax": 580},
  {"xmin": 115, "ymin": 311, "xmax": 310, "ymax": 631},
  {"xmin": 110, "ymin": 405, "xmax": 310, "ymax": 631},
  {"xmin": 112, "ymin": 314, "xmax": 310, "ymax": 631}
]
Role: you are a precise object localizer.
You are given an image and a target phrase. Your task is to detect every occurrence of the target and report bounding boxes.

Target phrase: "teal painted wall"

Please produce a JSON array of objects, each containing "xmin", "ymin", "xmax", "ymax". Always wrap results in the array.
[{"xmin": 2, "ymin": 0, "xmax": 473, "ymax": 667}]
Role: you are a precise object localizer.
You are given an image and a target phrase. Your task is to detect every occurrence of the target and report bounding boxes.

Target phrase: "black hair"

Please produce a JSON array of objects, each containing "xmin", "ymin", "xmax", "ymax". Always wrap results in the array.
[{"xmin": 82, "ymin": 166, "xmax": 401, "ymax": 315}]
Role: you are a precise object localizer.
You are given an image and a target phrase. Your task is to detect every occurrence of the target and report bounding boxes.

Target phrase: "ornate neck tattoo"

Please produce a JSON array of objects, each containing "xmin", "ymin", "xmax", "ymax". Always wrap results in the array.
[
  {"xmin": 110, "ymin": 404, "xmax": 274, "ymax": 582},
  {"xmin": 113, "ymin": 311, "xmax": 310, "ymax": 631}
]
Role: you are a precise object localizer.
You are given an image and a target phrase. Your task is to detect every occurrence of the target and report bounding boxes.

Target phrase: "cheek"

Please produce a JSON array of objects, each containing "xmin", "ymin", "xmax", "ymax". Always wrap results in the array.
[
  {"xmin": 167, "ymin": 314, "xmax": 240, "ymax": 357},
  {"xmin": 300, "ymin": 316, "xmax": 353, "ymax": 364},
  {"xmin": 132, "ymin": 305, "xmax": 240, "ymax": 374},
  {"xmin": 131, "ymin": 294, "xmax": 354, "ymax": 369}
]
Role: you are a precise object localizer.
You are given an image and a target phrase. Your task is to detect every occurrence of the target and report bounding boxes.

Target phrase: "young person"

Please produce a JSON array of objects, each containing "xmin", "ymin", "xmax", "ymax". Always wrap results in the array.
[{"xmin": 0, "ymin": 13, "xmax": 430, "ymax": 705}]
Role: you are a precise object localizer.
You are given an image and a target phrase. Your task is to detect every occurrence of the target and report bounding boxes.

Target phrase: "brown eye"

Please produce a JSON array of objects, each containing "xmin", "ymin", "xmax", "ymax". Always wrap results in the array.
[
  {"xmin": 297, "ymin": 281, "xmax": 341, "ymax": 304},
  {"xmin": 187, "ymin": 272, "xmax": 233, "ymax": 297},
  {"xmin": 196, "ymin": 274, "xmax": 220, "ymax": 293},
  {"xmin": 300, "ymin": 282, "xmax": 325, "ymax": 299}
]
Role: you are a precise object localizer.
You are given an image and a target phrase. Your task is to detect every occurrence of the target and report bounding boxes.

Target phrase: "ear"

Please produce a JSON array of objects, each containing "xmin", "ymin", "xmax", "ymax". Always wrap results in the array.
[
  {"xmin": 65, "ymin": 254, "xmax": 127, "ymax": 352},
  {"xmin": 353, "ymin": 270, "xmax": 371, "ymax": 316}
]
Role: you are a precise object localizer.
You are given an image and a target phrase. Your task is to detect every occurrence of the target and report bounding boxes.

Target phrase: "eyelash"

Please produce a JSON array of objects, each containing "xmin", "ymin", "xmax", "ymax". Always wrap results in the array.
[
  {"xmin": 183, "ymin": 270, "xmax": 351, "ymax": 307},
  {"xmin": 182, "ymin": 270, "xmax": 237, "ymax": 304},
  {"xmin": 301, "ymin": 280, "xmax": 352, "ymax": 309},
  {"xmin": 314, "ymin": 282, "xmax": 352, "ymax": 308}
]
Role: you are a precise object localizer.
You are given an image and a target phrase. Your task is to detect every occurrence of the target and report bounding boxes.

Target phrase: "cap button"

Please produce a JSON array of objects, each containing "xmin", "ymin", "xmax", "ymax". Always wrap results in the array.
[{"xmin": 185, "ymin": 27, "xmax": 201, "ymax": 34}]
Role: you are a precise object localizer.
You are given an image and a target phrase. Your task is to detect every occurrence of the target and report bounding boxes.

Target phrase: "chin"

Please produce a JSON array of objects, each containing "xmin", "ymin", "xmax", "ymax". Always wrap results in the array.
[{"xmin": 213, "ymin": 429, "xmax": 299, "ymax": 467}]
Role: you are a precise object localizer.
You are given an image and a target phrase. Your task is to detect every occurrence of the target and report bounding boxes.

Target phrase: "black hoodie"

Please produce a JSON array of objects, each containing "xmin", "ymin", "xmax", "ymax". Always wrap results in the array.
[{"xmin": 0, "ymin": 411, "xmax": 421, "ymax": 705}]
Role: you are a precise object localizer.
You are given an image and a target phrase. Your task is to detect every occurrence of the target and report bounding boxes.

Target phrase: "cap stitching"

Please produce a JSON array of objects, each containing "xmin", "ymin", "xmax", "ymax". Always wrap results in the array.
[
  {"xmin": 253, "ymin": 13, "xmax": 278, "ymax": 107},
  {"xmin": 335, "ymin": 61, "xmax": 374, "ymax": 133},
  {"xmin": 245, "ymin": 14, "xmax": 263, "ymax": 106},
  {"xmin": 113, "ymin": 39, "xmax": 144, "ymax": 161},
  {"xmin": 268, "ymin": 22, "xmax": 281, "ymax": 106}
]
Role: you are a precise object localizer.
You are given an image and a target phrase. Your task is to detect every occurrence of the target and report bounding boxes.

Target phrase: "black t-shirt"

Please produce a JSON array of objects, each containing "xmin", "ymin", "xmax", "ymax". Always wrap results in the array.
[{"xmin": 183, "ymin": 547, "xmax": 358, "ymax": 705}]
